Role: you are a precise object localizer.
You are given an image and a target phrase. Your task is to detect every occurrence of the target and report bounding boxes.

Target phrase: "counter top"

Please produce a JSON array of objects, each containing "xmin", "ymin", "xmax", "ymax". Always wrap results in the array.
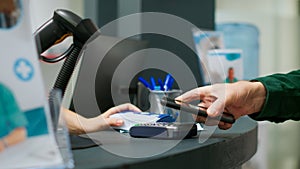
[{"xmin": 72, "ymin": 116, "xmax": 257, "ymax": 169}]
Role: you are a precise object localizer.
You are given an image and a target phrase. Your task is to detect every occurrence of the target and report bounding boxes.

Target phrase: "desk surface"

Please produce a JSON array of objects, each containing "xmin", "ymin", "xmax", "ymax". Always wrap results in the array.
[{"xmin": 72, "ymin": 117, "xmax": 257, "ymax": 169}]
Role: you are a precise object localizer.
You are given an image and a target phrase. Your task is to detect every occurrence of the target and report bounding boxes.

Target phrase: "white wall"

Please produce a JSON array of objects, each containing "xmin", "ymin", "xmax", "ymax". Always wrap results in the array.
[
  {"xmin": 30, "ymin": 0, "xmax": 84, "ymax": 31},
  {"xmin": 216, "ymin": 1, "xmax": 300, "ymax": 169},
  {"xmin": 216, "ymin": 0, "xmax": 300, "ymax": 76},
  {"xmin": 29, "ymin": 0, "xmax": 84, "ymax": 91}
]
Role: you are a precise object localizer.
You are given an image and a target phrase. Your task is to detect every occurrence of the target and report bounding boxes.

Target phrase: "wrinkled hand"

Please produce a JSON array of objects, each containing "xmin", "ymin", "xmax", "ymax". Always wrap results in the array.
[{"xmin": 176, "ymin": 81, "xmax": 266, "ymax": 129}]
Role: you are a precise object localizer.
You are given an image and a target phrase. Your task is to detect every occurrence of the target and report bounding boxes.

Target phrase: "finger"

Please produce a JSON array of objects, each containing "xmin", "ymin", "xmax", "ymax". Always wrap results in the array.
[
  {"xmin": 194, "ymin": 113, "xmax": 220, "ymax": 126},
  {"xmin": 106, "ymin": 118, "xmax": 124, "ymax": 127},
  {"xmin": 131, "ymin": 105, "xmax": 142, "ymax": 112},
  {"xmin": 198, "ymin": 102, "xmax": 211, "ymax": 109},
  {"xmin": 176, "ymin": 87, "xmax": 210, "ymax": 103},
  {"xmin": 84, "ymin": 116, "xmax": 112, "ymax": 132},
  {"xmin": 204, "ymin": 117, "xmax": 222, "ymax": 126},
  {"xmin": 206, "ymin": 98, "xmax": 225, "ymax": 117},
  {"xmin": 218, "ymin": 122, "xmax": 232, "ymax": 130},
  {"xmin": 103, "ymin": 103, "xmax": 141, "ymax": 117},
  {"xmin": 118, "ymin": 103, "xmax": 141, "ymax": 112},
  {"xmin": 194, "ymin": 115, "xmax": 206, "ymax": 123}
]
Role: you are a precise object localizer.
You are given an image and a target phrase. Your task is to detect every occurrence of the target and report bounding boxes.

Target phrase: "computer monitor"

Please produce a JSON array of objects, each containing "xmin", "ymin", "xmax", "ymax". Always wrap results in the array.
[
  {"xmin": 72, "ymin": 35, "xmax": 148, "ymax": 118},
  {"xmin": 72, "ymin": 34, "xmax": 200, "ymax": 119}
]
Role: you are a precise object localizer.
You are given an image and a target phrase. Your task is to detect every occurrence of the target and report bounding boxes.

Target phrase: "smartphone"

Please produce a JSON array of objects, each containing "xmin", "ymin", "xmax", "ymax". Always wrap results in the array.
[{"xmin": 160, "ymin": 97, "xmax": 235, "ymax": 124}]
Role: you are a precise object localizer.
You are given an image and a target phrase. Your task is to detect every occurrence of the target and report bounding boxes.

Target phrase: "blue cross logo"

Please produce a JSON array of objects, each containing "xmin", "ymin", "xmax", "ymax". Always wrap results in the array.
[{"xmin": 14, "ymin": 58, "xmax": 34, "ymax": 81}]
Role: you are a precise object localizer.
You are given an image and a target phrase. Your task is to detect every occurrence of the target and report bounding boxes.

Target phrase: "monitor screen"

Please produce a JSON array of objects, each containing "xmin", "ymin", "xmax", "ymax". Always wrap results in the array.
[
  {"xmin": 72, "ymin": 34, "xmax": 200, "ymax": 118},
  {"xmin": 72, "ymin": 35, "xmax": 148, "ymax": 118}
]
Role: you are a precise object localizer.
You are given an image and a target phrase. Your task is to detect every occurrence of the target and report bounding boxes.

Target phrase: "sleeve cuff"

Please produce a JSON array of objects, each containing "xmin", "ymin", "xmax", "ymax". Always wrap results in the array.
[{"xmin": 248, "ymin": 77, "xmax": 284, "ymax": 122}]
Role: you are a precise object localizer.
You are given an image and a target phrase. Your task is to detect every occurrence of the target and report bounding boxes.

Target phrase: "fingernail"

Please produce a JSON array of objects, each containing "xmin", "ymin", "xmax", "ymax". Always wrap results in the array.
[
  {"xmin": 116, "ymin": 120, "xmax": 123, "ymax": 125},
  {"xmin": 207, "ymin": 109, "xmax": 218, "ymax": 117},
  {"xmin": 207, "ymin": 109, "xmax": 213, "ymax": 115},
  {"xmin": 175, "ymin": 96, "xmax": 181, "ymax": 100}
]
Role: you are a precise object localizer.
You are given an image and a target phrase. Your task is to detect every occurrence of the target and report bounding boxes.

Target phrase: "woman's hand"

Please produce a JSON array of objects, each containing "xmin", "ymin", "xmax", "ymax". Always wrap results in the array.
[
  {"xmin": 96, "ymin": 103, "xmax": 141, "ymax": 127},
  {"xmin": 64, "ymin": 103, "xmax": 141, "ymax": 135}
]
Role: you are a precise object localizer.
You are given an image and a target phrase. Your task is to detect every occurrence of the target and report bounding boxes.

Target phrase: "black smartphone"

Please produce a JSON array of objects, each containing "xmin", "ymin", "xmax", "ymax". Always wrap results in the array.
[{"xmin": 160, "ymin": 97, "xmax": 235, "ymax": 124}]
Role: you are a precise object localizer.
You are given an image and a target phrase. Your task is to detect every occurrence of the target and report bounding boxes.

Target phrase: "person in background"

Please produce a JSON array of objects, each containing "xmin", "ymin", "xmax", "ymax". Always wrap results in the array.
[
  {"xmin": 0, "ymin": 83, "xmax": 27, "ymax": 152},
  {"xmin": 225, "ymin": 67, "xmax": 238, "ymax": 83},
  {"xmin": 0, "ymin": 0, "xmax": 21, "ymax": 28},
  {"xmin": 176, "ymin": 70, "xmax": 300, "ymax": 129},
  {"xmin": 0, "ymin": 83, "xmax": 140, "ymax": 150}
]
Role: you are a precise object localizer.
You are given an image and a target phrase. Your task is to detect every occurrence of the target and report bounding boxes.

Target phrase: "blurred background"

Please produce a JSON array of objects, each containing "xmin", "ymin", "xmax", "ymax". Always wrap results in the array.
[{"xmin": 30, "ymin": 0, "xmax": 300, "ymax": 169}]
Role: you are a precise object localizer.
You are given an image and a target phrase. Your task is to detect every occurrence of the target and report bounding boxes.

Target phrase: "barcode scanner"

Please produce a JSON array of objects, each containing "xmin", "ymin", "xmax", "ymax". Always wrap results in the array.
[
  {"xmin": 34, "ymin": 9, "xmax": 99, "ymax": 130},
  {"xmin": 34, "ymin": 9, "xmax": 99, "ymax": 96}
]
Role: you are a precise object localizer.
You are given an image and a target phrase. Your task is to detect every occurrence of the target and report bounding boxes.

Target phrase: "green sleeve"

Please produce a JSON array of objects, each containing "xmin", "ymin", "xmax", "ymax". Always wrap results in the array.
[
  {"xmin": 249, "ymin": 70, "xmax": 300, "ymax": 123},
  {"xmin": 1, "ymin": 84, "xmax": 28, "ymax": 129}
]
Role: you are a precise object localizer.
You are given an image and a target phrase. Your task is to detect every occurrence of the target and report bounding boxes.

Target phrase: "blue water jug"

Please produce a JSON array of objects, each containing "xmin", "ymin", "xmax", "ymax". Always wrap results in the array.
[{"xmin": 216, "ymin": 23, "xmax": 259, "ymax": 80}]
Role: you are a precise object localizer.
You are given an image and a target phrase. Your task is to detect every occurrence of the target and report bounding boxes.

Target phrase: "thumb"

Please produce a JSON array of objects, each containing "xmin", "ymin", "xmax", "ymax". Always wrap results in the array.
[
  {"xmin": 206, "ymin": 98, "xmax": 225, "ymax": 117},
  {"xmin": 107, "ymin": 118, "xmax": 124, "ymax": 127}
]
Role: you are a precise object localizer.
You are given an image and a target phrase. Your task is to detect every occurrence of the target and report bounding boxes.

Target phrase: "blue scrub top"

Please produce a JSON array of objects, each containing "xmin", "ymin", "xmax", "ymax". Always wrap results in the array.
[{"xmin": 0, "ymin": 83, "xmax": 27, "ymax": 138}]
